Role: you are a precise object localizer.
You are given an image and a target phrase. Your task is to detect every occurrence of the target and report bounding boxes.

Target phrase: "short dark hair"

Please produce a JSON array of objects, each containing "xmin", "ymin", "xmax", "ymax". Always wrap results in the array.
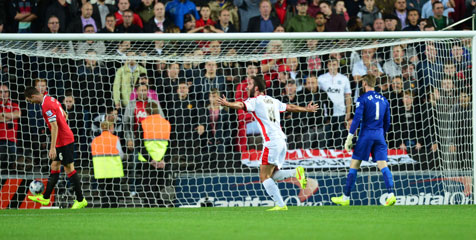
[
  {"xmin": 328, "ymin": 56, "xmax": 339, "ymax": 64},
  {"xmin": 334, "ymin": 0, "xmax": 344, "ymax": 6},
  {"xmin": 123, "ymin": 9, "xmax": 134, "ymax": 15},
  {"xmin": 315, "ymin": 12, "xmax": 325, "ymax": 18},
  {"xmin": 423, "ymin": 23, "xmax": 435, "ymax": 30},
  {"xmin": 64, "ymin": 89, "xmax": 73, "ymax": 97},
  {"xmin": 139, "ymin": 73, "xmax": 148, "ymax": 79},
  {"xmin": 105, "ymin": 13, "xmax": 116, "ymax": 19},
  {"xmin": 146, "ymin": 101, "xmax": 159, "ymax": 115},
  {"xmin": 432, "ymin": 1, "xmax": 443, "ymax": 9},
  {"xmin": 246, "ymin": 61, "xmax": 259, "ymax": 67},
  {"xmin": 402, "ymin": 63, "xmax": 414, "ymax": 71},
  {"xmin": 135, "ymin": 82, "xmax": 148, "ymax": 90},
  {"xmin": 24, "ymin": 86, "xmax": 40, "ymax": 98},
  {"xmin": 407, "ymin": 9, "xmax": 419, "ymax": 16},
  {"xmin": 48, "ymin": 15, "xmax": 59, "ymax": 22},
  {"xmin": 83, "ymin": 24, "xmax": 95, "ymax": 32},
  {"xmin": 286, "ymin": 79, "xmax": 296, "ymax": 85},
  {"xmin": 178, "ymin": 79, "xmax": 188, "ymax": 85},
  {"xmin": 184, "ymin": 14, "xmax": 195, "ymax": 24},
  {"xmin": 406, "ymin": 9, "xmax": 420, "ymax": 25},
  {"xmin": 319, "ymin": 0, "xmax": 331, "ymax": 7},
  {"xmin": 383, "ymin": 13, "xmax": 398, "ymax": 21},
  {"xmin": 106, "ymin": 107, "xmax": 115, "ymax": 115},
  {"xmin": 251, "ymin": 76, "xmax": 266, "ymax": 92},
  {"xmin": 85, "ymin": 49, "xmax": 97, "ymax": 54},
  {"xmin": 362, "ymin": 74, "xmax": 377, "ymax": 88}
]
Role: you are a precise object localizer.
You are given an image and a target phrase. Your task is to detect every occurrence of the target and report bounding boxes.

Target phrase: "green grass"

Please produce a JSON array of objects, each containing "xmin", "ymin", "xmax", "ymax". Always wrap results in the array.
[{"xmin": 1, "ymin": 206, "xmax": 474, "ymax": 240}]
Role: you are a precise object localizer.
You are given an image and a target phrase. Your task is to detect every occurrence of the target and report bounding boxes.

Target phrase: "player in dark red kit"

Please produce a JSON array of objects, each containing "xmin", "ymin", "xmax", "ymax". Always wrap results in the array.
[{"xmin": 24, "ymin": 87, "xmax": 87, "ymax": 209}]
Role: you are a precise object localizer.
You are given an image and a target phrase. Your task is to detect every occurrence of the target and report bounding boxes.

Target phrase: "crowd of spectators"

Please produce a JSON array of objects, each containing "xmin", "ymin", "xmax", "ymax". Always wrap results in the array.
[
  {"xmin": 0, "ymin": 0, "xmax": 474, "ymax": 206},
  {"xmin": 0, "ymin": 0, "xmax": 474, "ymax": 34}
]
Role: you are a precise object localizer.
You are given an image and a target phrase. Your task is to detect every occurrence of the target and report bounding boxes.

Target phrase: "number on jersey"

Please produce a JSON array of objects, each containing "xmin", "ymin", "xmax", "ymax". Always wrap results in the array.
[{"xmin": 267, "ymin": 107, "xmax": 276, "ymax": 123}]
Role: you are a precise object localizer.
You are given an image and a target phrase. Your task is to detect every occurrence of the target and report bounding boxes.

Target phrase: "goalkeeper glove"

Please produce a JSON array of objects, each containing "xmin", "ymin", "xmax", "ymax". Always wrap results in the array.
[{"xmin": 344, "ymin": 134, "xmax": 354, "ymax": 152}]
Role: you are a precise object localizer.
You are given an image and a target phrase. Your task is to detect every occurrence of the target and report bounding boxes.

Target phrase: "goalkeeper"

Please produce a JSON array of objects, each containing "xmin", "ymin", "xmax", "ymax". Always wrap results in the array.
[{"xmin": 331, "ymin": 75, "xmax": 396, "ymax": 206}]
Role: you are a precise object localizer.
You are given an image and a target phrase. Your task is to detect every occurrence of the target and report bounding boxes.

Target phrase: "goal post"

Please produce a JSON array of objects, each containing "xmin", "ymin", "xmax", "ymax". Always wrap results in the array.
[
  {"xmin": 473, "ymin": 35, "xmax": 476, "ymax": 206},
  {"xmin": 0, "ymin": 31, "xmax": 474, "ymax": 208}
]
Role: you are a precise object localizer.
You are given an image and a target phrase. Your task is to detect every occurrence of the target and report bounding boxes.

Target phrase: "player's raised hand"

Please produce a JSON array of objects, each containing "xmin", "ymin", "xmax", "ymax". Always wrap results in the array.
[
  {"xmin": 217, "ymin": 94, "xmax": 229, "ymax": 107},
  {"xmin": 306, "ymin": 101, "xmax": 319, "ymax": 112}
]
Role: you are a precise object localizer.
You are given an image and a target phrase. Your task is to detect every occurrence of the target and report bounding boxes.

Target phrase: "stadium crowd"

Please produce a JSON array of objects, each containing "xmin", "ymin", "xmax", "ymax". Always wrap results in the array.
[
  {"xmin": 0, "ymin": 0, "xmax": 474, "ymax": 33},
  {"xmin": 0, "ymin": 0, "xmax": 474, "ymax": 206}
]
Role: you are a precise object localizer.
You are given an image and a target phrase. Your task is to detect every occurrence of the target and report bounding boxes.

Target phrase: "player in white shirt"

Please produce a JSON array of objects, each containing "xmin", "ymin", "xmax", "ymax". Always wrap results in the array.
[
  {"xmin": 218, "ymin": 76, "xmax": 318, "ymax": 211},
  {"xmin": 318, "ymin": 57, "xmax": 352, "ymax": 148}
]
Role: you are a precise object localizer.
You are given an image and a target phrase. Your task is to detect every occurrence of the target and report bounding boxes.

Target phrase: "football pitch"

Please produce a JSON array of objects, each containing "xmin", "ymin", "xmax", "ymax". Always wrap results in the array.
[{"xmin": 1, "ymin": 206, "xmax": 474, "ymax": 240}]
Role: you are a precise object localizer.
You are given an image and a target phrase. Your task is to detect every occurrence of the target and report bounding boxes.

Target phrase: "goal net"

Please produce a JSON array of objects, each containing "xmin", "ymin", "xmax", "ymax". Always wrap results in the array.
[{"xmin": 0, "ymin": 33, "xmax": 473, "ymax": 208}]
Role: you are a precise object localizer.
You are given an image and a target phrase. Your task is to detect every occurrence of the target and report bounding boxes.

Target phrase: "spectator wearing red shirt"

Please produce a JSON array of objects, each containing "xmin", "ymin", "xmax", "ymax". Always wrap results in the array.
[
  {"xmin": 261, "ymin": 40, "xmax": 285, "ymax": 86},
  {"xmin": 235, "ymin": 62, "xmax": 261, "ymax": 152},
  {"xmin": 195, "ymin": 5, "xmax": 216, "ymax": 30},
  {"xmin": 274, "ymin": 0, "xmax": 291, "ymax": 25},
  {"xmin": 115, "ymin": 0, "xmax": 144, "ymax": 29},
  {"xmin": 123, "ymin": 83, "xmax": 164, "ymax": 152},
  {"xmin": 116, "ymin": 9, "xmax": 143, "ymax": 33},
  {"xmin": 0, "ymin": 84, "xmax": 21, "ymax": 172}
]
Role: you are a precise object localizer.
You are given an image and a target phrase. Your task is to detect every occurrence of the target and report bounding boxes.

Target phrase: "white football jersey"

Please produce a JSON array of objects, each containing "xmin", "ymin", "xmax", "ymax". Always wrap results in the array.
[
  {"xmin": 318, "ymin": 72, "xmax": 351, "ymax": 116},
  {"xmin": 244, "ymin": 95, "xmax": 287, "ymax": 142}
]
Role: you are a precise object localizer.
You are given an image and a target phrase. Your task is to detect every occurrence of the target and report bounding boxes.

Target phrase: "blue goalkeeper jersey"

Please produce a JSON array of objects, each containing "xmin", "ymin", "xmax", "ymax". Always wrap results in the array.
[{"xmin": 349, "ymin": 91, "xmax": 390, "ymax": 135}]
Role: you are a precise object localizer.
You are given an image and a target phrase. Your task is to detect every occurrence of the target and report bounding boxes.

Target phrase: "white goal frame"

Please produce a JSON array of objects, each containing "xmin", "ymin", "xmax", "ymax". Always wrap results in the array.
[{"xmin": 1, "ymin": 31, "xmax": 475, "ymax": 206}]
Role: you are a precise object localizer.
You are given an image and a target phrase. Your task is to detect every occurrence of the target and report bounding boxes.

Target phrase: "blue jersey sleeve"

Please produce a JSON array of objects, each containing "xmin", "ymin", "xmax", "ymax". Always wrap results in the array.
[
  {"xmin": 349, "ymin": 97, "xmax": 364, "ymax": 135},
  {"xmin": 383, "ymin": 99, "xmax": 391, "ymax": 133}
]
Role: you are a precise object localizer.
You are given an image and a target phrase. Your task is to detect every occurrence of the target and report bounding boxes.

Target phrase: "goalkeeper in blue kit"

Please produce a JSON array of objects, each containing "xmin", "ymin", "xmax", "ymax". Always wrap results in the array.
[{"xmin": 331, "ymin": 75, "xmax": 396, "ymax": 206}]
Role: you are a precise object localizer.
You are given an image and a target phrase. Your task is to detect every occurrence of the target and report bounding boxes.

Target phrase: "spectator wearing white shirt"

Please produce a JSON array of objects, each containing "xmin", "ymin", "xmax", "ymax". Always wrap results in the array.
[
  {"xmin": 75, "ymin": 25, "xmax": 106, "ymax": 55},
  {"xmin": 383, "ymin": 45, "xmax": 406, "ymax": 78},
  {"xmin": 352, "ymin": 48, "xmax": 383, "ymax": 82},
  {"xmin": 351, "ymin": 47, "xmax": 383, "ymax": 102},
  {"xmin": 318, "ymin": 57, "xmax": 352, "ymax": 149}
]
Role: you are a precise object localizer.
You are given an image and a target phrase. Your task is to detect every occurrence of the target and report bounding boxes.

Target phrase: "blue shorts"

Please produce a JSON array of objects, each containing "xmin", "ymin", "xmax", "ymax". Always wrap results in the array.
[{"xmin": 352, "ymin": 130, "xmax": 388, "ymax": 162}]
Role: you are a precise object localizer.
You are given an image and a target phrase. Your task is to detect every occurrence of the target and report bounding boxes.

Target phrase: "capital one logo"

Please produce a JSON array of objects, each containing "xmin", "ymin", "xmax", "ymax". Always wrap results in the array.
[{"xmin": 380, "ymin": 192, "xmax": 471, "ymax": 205}]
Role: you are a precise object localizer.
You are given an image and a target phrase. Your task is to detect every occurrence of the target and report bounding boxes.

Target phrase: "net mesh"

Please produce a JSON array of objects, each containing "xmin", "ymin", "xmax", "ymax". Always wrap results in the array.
[{"xmin": 0, "ymin": 35, "xmax": 473, "ymax": 208}]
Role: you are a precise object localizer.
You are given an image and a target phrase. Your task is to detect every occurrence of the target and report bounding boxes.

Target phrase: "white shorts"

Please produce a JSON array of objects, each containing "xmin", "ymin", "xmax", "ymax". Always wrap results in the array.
[{"xmin": 260, "ymin": 139, "xmax": 287, "ymax": 169}]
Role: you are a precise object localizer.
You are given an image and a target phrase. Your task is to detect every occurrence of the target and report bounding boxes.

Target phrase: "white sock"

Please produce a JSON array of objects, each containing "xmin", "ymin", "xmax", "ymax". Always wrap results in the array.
[
  {"xmin": 342, "ymin": 195, "xmax": 350, "ymax": 201},
  {"xmin": 262, "ymin": 178, "xmax": 286, "ymax": 207},
  {"xmin": 271, "ymin": 169, "xmax": 295, "ymax": 181},
  {"xmin": 387, "ymin": 193, "xmax": 395, "ymax": 198}
]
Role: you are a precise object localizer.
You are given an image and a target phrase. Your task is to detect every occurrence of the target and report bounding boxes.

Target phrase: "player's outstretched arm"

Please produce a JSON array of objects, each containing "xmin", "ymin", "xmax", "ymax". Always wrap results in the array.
[
  {"xmin": 286, "ymin": 102, "xmax": 319, "ymax": 113},
  {"xmin": 217, "ymin": 95, "xmax": 245, "ymax": 110}
]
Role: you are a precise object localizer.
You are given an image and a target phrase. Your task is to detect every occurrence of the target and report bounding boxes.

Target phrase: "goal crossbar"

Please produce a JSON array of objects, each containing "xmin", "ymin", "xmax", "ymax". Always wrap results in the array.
[{"xmin": 1, "ymin": 31, "xmax": 476, "ymax": 41}]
